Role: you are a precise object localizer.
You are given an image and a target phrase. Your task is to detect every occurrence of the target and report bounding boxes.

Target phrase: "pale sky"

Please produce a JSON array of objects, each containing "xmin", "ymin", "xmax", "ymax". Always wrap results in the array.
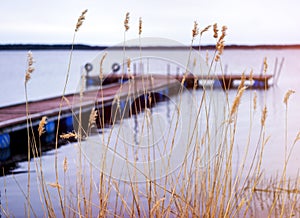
[{"xmin": 1, "ymin": 0, "xmax": 300, "ymax": 46}]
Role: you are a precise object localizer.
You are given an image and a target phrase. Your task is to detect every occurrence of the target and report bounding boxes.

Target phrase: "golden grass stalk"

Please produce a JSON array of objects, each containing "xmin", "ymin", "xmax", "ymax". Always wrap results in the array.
[
  {"xmin": 283, "ymin": 89, "xmax": 295, "ymax": 105},
  {"xmin": 127, "ymin": 57, "xmax": 133, "ymax": 79},
  {"xmin": 60, "ymin": 132, "xmax": 78, "ymax": 139},
  {"xmin": 99, "ymin": 53, "xmax": 107, "ymax": 81},
  {"xmin": 214, "ymin": 26, "xmax": 226, "ymax": 62},
  {"xmin": 200, "ymin": 25, "xmax": 211, "ymax": 36},
  {"xmin": 249, "ymin": 69, "xmax": 253, "ymax": 84},
  {"xmin": 263, "ymin": 57, "xmax": 268, "ymax": 74},
  {"xmin": 253, "ymin": 91, "xmax": 257, "ymax": 111},
  {"xmin": 205, "ymin": 50, "xmax": 209, "ymax": 66},
  {"xmin": 63, "ymin": 157, "xmax": 68, "ymax": 173},
  {"xmin": 237, "ymin": 72, "xmax": 246, "ymax": 91},
  {"xmin": 25, "ymin": 51, "xmax": 35, "ymax": 84},
  {"xmin": 293, "ymin": 131, "xmax": 300, "ymax": 144},
  {"xmin": 53, "ymin": 9, "xmax": 89, "ymax": 217},
  {"xmin": 24, "ymin": 50, "xmax": 36, "ymax": 218},
  {"xmin": 48, "ymin": 182, "xmax": 63, "ymax": 190},
  {"xmin": 213, "ymin": 23, "xmax": 218, "ymax": 38},
  {"xmin": 38, "ymin": 116, "xmax": 47, "ymax": 137},
  {"xmin": 75, "ymin": 9, "xmax": 88, "ymax": 32},
  {"xmin": 88, "ymin": 108, "xmax": 98, "ymax": 128},
  {"xmin": 230, "ymin": 86, "xmax": 247, "ymax": 118},
  {"xmin": 261, "ymin": 105, "xmax": 268, "ymax": 126},
  {"xmin": 192, "ymin": 21, "xmax": 199, "ymax": 38},
  {"xmin": 124, "ymin": 12, "xmax": 130, "ymax": 31},
  {"xmin": 219, "ymin": 25, "xmax": 227, "ymax": 42},
  {"xmin": 139, "ymin": 17, "xmax": 142, "ymax": 35},
  {"xmin": 216, "ymin": 40, "xmax": 225, "ymax": 55}
]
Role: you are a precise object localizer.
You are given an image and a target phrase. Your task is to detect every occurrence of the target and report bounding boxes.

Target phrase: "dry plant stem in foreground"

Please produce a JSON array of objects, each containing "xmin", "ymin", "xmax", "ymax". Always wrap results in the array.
[
  {"xmin": 53, "ymin": 9, "xmax": 88, "ymax": 218},
  {"xmin": 24, "ymin": 51, "xmax": 35, "ymax": 218}
]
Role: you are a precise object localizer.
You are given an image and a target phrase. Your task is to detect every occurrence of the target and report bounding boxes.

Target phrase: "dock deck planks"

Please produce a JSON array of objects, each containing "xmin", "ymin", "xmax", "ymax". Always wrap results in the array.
[{"xmin": 0, "ymin": 76, "xmax": 177, "ymax": 131}]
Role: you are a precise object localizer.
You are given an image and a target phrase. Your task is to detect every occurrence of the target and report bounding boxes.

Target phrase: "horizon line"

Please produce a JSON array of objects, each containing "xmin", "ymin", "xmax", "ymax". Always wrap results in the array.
[{"xmin": 1, "ymin": 43, "xmax": 300, "ymax": 50}]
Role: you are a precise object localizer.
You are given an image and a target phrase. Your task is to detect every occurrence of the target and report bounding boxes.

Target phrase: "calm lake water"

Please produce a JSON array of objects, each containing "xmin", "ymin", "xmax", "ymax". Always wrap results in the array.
[{"xmin": 0, "ymin": 48, "xmax": 300, "ymax": 216}]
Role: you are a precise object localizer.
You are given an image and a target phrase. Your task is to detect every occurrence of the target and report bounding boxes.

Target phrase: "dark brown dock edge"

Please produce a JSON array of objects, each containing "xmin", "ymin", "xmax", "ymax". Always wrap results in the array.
[{"xmin": 99, "ymin": 73, "xmax": 273, "ymax": 90}]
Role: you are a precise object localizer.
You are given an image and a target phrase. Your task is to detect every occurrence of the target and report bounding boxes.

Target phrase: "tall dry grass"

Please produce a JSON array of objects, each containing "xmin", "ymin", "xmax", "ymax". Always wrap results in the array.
[{"xmin": 5, "ymin": 10, "xmax": 299, "ymax": 218}]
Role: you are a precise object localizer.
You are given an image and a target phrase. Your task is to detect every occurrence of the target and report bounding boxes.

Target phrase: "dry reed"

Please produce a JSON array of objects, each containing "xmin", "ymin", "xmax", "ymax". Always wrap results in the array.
[
  {"xmin": 99, "ymin": 53, "xmax": 107, "ymax": 81},
  {"xmin": 253, "ymin": 91, "xmax": 257, "ymax": 111},
  {"xmin": 205, "ymin": 50, "xmax": 209, "ymax": 65},
  {"xmin": 88, "ymin": 108, "xmax": 98, "ymax": 128},
  {"xmin": 200, "ymin": 25, "xmax": 211, "ymax": 36},
  {"xmin": 261, "ymin": 105, "xmax": 268, "ymax": 126},
  {"xmin": 60, "ymin": 132, "xmax": 78, "ymax": 139},
  {"xmin": 213, "ymin": 23, "xmax": 218, "ymax": 38},
  {"xmin": 124, "ymin": 12, "xmax": 130, "ymax": 31},
  {"xmin": 230, "ymin": 86, "xmax": 247, "ymax": 118},
  {"xmin": 263, "ymin": 57, "xmax": 268, "ymax": 74},
  {"xmin": 75, "ymin": 9, "xmax": 88, "ymax": 32},
  {"xmin": 283, "ymin": 89, "xmax": 295, "ymax": 105},
  {"xmin": 25, "ymin": 51, "xmax": 35, "ymax": 84},
  {"xmin": 294, "ymin": 132, "xmax": 300, "ymax": 144},
  {"xmin": 48, "ymin": 182, "xmax": 63, "ymax": 190},
  {"xmin": 139, "ymin": 17, "xmax": 142, "ymax": 35},
  {"xmin": 192, "ymin": 21, "xmax": 199, "ymax": 38},
  {"xmin": 38, "ymin": 116, "xmax": 47, "ymax": 137},
  {"xmin": 63, "ymin": 157, "xmax": 68, "ymax": 173},
  {"xmin": 215, "ymin": 26, "xmax": 226, "ymax": 62}
]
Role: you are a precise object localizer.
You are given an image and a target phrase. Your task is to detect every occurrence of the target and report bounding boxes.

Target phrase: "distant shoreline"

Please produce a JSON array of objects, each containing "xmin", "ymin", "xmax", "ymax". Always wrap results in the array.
[{"xmin": 1, "ymin": 43, "xmax": 300, "ymax": 50}]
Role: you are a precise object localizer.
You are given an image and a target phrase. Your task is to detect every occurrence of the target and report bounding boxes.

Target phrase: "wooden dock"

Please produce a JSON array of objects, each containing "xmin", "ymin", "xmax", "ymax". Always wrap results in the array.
[
  {"xmin": 155, "ymin": 73, "xmax": 273, "ymax": 89},
  {"xmin": 0, "ymin": 76, "xmax": 178, "ymax": 132},
  {"xmin": 0, "ymin": 72, "xmax": 273, "ymax": 132},
  {"xmin": 0, "ymin": 72, "xmax": 272, "ymax": 165},
  {"xmin": 93, "ymin": 73, "xmax": 273, "ymax": 90}
]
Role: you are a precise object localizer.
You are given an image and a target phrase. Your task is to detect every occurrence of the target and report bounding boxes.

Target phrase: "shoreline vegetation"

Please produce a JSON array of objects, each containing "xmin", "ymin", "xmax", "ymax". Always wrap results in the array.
[{"xmin": 1, "ymin": 43, "xmax": 300, "ymax": 50}]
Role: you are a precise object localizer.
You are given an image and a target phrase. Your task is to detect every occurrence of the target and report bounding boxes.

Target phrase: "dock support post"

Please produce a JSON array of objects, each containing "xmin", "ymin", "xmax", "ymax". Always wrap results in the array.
[{"xmin": 220, "ymin": 78, "xmax": 233, "ymax": 90}]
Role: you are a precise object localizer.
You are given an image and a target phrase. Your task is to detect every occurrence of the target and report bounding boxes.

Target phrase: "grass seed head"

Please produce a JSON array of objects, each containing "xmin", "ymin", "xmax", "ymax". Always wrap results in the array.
[
  {"xmin": 63, "ymin": 157, "xmax": 68, "ymax": 172},
  {"xmin": 283, "ymin": 89, "xmax": 295, "ymax": 105},
  {"xmin": 230, "ymin": 86, "xmax": 247, "ymax": 117},
  {"xmin": 124, "ymin": 12, "xmax": 130, "ymax": 31},
  {"xmin": 38, "ymin": 116, "xmax": 47, "ymax": 136},
  {"xmin": 60, "ymin": 132, "xmax": 78, "ymax": 139},
  {"xmin": 75, "ymin": 9, "xmax": 88, "ymax": 32},
  {"xmin": 192, "ymin": 21, "xmax": 199, "ymax": 38},
  {"xmin": 99, "ymin": 53, "xmax": 107, "ymax": 81},
  {"xmin": 261, "ymin": 105, "xmax": 268, "ymax": 126},
  {"xmin": 89, "ymin": 108, "xmax": 98, "ymax": 127},
  {"xmin": 25, "ymin": 51, "xmax": 35, "ymax": 84},
  {"xmin": 249, "ymin": 69, "xmax": 253, "ymax": 84},
  {"xmin": 253, "ymin": 91, "xmax": 257, "ymax": 111},
  {"xmin": 139, "ymin": 17, "xmax": 142, "ymax": 35},
  {"xmin": 219, "ymin": 25, "xmax": 227, "ymax": 41},
  {"xmin": 238, "ymin": 72, "xmax": 246, "ymax": 91},
  {"xmin": 205, "ymin": 50, "xmax": 209, "ymax": 65},
  {"xmin": 263, "ymin": 57, "xmax": 268, "ymax": 74},
  {"xmin": 213, "ymin": 23, "xmax": 218, "ymax": 38},
  {"xmin": 48, "ymin": 182, "xmax": 62, "ymax": 189},
  {"xmin": 200, "ymin": 25, "xmax": 211, "ymax": 36}
]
